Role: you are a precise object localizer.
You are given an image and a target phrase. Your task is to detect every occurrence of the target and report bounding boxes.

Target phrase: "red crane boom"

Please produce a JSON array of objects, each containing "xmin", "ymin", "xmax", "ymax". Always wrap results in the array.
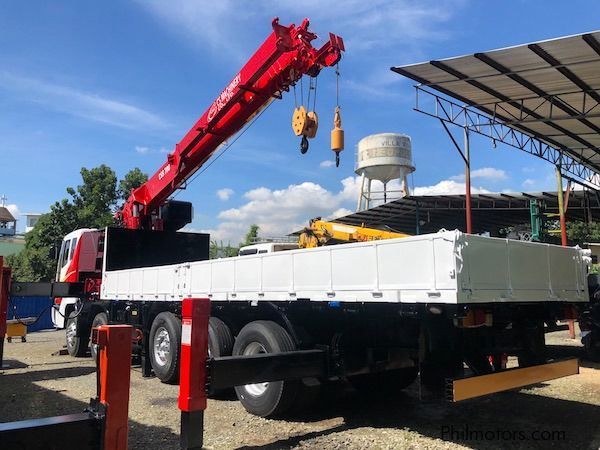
[{"xmin": 118, "ymin": 18, "xmax": 344, "ymax": 230}]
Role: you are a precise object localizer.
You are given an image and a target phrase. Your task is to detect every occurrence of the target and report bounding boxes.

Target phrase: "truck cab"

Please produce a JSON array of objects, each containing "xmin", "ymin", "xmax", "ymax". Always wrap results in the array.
[{"xmin": 51, "ymin": 228, "xmax": 103, "ymax": 328}]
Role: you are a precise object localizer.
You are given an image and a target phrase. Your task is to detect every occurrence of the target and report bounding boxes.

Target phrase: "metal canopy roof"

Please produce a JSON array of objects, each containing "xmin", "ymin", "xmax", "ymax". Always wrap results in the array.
[
  {"xmin": 392, "ymin": 31, "xmax": 600, "ymax": 177},
  {"xmin": 334, "ymin": 191, "xmax": 600, "ymax": 236}
]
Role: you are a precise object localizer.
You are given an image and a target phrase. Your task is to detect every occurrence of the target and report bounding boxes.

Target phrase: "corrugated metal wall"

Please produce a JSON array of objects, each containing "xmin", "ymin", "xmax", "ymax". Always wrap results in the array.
[{"xmin": 8, "ymin": 296, "xmax": 55, "ymax": 332}]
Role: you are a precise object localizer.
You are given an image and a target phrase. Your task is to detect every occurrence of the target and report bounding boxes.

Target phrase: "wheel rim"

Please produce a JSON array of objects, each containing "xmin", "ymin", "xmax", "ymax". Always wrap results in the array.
[
  {"xmin": 242, "ymin": 342, "xmax": 269, "ymax": 396},
  {"xmin": 66, "ymin": 320, "xmax": 77, "ymax": 348},
  {"xmin": 153, "ymin": 327, "xmax": 171, "ymax": 367}
]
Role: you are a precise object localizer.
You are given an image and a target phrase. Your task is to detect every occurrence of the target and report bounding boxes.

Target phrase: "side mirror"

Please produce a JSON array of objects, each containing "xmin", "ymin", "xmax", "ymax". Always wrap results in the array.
[{"xmin": 49, "ymin": 243, "xmax": 59, "ymax": 261}]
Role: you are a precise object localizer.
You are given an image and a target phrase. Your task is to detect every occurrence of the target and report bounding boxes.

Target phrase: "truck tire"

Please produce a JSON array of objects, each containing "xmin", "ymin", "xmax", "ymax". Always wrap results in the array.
[
  {"xmin": 89, "ymin": 312, "xmax": 108, "ymax": 361},
  {"xmin": 208, "ymin": 317, "xmax": 234, "ymax": 358},
  {"xmin": 583, "ymin": 332, "xmax": 600, "ymax": 362},
  {"xmin": 208, "ymin": 317, "xmax": 235, "ymax": 397},
  {"xmin": 233, "ymin": 320, "xmax": 300, "ymax": 417},
  {"xmin": 351, "ymin": 366, "xmax": 418, "ymax": 394},
  {"xmin": 517, "ymin": 321, "xmax": 546, "ymax": 367},
  {"xmin": 65, "ymin": 312, "xmax": 88, "ymax": 357},
  {"xmin": 149, "ymin": 312, "xmax": 182, "ymax": 384}
]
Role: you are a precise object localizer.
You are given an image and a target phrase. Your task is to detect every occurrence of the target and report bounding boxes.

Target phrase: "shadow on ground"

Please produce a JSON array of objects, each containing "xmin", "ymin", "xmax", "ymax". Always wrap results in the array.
[
  {"xmin": 547, "ymin": 344, "xmax": 600, "ymax": 369},
  {"xmin": 240, "ymin": 343, "xmax": 600, "ymax": 450},
  {"xmin": 0, "ymin": 357, "xmax": 178, "ymax": 450}
]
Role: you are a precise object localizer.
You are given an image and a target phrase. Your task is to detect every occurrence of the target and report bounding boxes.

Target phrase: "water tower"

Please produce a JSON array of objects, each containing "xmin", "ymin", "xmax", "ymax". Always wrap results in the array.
[{"xmin": 355, "ymin": 133, "xmax": 415, "ymax": 211}]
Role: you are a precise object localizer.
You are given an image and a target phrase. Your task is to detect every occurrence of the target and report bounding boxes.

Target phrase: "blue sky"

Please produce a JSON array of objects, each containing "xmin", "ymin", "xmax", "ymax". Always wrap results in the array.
[{"xmin": 2, "ymin": 1, "xmax": 599, "ymax": 241}]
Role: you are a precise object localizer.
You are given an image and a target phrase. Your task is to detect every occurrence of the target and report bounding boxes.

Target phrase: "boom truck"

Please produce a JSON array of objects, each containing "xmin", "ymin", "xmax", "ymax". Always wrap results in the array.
[{"xmin": 38, "ymin": 18, "xmax": 594, "ymax": 418}]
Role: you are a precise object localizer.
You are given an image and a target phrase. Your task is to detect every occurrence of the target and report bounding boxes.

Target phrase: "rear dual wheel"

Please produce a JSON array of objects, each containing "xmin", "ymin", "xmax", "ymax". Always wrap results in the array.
[
  {"xmin": 89, "ymin": 312, "xmax": 108, "ymax": 361},
  {"xmin": 233, "ymin": 320, "xmax": 319, "ymax": 417},
  {"xmin": 65, "ymin": 312, "xmax": 88, "ymax": 357},
  {"xmin": 150, "ymin": 312, "xmax": 182, "ymax": 384},
  {"xmin": 149, "ymin": 313, "xmax": 234, "ymax": 384}
]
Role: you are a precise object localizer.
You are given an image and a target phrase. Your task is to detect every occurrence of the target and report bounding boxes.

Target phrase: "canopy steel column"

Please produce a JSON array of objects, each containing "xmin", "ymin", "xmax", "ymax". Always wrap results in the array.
[
  {"xmin": 555, "ymin": 166, "xmax": 568, "ymax": 246},
  {"xmin": 464, "ymin": 128, "xmax": 473, "ymax": 234},
  {"xmin": 439, "ymin": 119, "xmax": 473, "ymax": 233}
]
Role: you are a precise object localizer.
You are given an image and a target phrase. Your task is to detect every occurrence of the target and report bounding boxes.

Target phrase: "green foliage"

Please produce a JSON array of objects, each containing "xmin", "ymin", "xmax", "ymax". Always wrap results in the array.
[
  {"xmin": 209, "ymin": 240, "xmax": 239, "ymax": 259},
  {"xmin": 242, "ymin": 224, "xmax": 259, "ymax": 246},
  {"xmin": 208, "ymin": 225, "xmax": 261, "ymax": 259},
  {"xmin": 566, "ymin": 221, "xmax": 600, "ymax": 246},
  {"xmin": 9, "ymin": 166, "xmax": 148, "ymax": 281},
  {"xmin": 118, "ymin": 167, "xmax": 148, "ymax": 202}
]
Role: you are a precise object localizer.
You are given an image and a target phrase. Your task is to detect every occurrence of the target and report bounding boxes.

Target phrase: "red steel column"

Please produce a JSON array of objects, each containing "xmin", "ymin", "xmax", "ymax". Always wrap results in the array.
[
  {"xmin": 464, "ymin": 128, "xmax": 473, "ymax": 234},
  {"xmin": 94, "ymin": 325, "xmax": 133, "ymax": 450},
  {"xmin": 179, "ymin": 297, "xmax": 211, "ymax": 450},
  {"xmin": 0, "ymin": 256, "xmax": 11, "ymax": 367},
  {"xmin": 555, "ymin": 166, "xmax": 568, "ymax": 246}
]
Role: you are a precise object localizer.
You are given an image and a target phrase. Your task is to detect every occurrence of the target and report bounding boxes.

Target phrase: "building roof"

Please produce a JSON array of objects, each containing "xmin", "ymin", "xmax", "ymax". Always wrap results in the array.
[
  {"xmin": 392, "ymin": 31, "xmax": 600, "ymax": 177},
  {"xmin": 334, "ymin": 190, "xmax": 600, "ymax": 235},
  {"xmin": 0, "ymin": 206, "xmax": 16, "ymax": 222}
]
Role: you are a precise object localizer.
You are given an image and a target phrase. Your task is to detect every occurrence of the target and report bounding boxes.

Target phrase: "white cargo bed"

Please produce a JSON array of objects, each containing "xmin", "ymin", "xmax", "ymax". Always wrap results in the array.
[{"xmin": 101, "ymin": 230, "xmax": 589, "ymax": 305}]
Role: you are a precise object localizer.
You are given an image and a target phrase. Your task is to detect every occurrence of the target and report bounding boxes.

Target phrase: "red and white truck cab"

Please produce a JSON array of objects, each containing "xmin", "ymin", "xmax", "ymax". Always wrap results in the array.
[{"xmin": 51, "ymin": 228, "xmax": 103, "ymax": 328}]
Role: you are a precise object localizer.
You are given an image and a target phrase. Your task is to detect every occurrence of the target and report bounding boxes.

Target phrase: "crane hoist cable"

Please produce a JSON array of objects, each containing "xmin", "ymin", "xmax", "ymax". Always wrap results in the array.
[{"xmin": 330, "ymin": 63, "xmax": 344, "ymax": 167}]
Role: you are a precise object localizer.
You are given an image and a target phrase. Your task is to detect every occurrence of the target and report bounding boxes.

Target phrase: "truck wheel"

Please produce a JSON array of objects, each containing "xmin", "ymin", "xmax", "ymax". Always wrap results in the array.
[
  {"xmin": 89, "ymin": 312, "xmax": 108, "ymax": 361},
  {"xmin": 65, "ymin": 312, "xmax": 89, "ymax": 357},
  {"xmin": 149, "ymin": 312, "xmax": 181, "ymax": 384},
  {"xmin": 208, "ymin": 317, "xmax": 234, "ymax": 358},
  {"xmin": 583, "ymin": 332, "xmax": 600, "ymax": 362},
  {"xmin": 518, "ymin": 321, "xmax": 546, "ymax": 367},
  {"xmin": 351, "ymin": 366, "xmax": 418, "ymax": 394},
  {"xmin": 233, "ymin": 321, "xmax": 300, "ymax": 417},
  {"xmin": 208, "ymin": 317, "xmax": 235, "ymax": 397}
]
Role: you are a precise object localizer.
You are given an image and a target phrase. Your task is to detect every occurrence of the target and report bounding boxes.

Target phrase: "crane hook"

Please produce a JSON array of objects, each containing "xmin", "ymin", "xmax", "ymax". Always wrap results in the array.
[{"xmin": 300, "ymin": 135, "xmax": 309, "ymax": 154}]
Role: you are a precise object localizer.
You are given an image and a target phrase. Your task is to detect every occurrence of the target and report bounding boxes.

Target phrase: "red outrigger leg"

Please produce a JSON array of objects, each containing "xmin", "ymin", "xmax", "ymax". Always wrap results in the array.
[
  {"xmin": 0, "ymin": 256, "xmax": 11, "ymax": 367},
  {"xmin": 178, "ymin": 298, "xmax": 211, "ymax": 450},
  {"xmin": 93, "ymin": 324, "xmax": 133, "ymax": 450}
]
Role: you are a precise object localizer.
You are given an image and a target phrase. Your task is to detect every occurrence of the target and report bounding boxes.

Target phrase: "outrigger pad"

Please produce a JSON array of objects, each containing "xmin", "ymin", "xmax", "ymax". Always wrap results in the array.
[{"xmin": 104, "ymin": 227, "xmax": 210, "ymax": 271}]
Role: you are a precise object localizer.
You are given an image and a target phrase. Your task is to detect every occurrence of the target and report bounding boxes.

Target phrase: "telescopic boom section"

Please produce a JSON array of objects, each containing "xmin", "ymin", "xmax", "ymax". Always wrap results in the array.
[{"xmin": 119, "ymin": 18, "xmax": 344, "ymax": 230}]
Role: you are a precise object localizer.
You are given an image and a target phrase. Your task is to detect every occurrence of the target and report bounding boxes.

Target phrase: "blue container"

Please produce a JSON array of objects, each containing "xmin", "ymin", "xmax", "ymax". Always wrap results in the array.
[{"xmin": 8, "ymin": 296, "xmax": 55, "ymax": 332}]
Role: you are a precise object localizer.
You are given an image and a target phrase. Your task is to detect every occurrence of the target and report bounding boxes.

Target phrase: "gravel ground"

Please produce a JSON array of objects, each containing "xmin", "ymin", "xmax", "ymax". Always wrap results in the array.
[{"xmin": 1, "ymin": 328, "xmax": 599, "ymax": 449}]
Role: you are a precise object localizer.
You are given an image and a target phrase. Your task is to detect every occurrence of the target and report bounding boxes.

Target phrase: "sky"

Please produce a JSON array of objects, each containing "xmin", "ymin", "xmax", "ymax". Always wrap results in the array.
[{"xmin": 2, "ymin": 1, "xmax": 600, "ymax": 241}]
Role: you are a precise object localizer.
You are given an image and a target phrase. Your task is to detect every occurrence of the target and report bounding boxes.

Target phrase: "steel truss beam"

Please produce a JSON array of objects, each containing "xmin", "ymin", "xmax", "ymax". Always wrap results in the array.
[{"xmin": 414, "ymin": 86, "xmax": 600, "ymax": 189}]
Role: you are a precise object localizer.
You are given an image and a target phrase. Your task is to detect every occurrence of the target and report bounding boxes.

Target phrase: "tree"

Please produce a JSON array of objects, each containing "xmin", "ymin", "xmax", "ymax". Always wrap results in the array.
[
  {"xmin": 8, "ymin": 165, "xmax": 148, "ymax": 281},
  {"xmin": 242, "ymin": 224, "xmax": 260, "ymax": 246},
  {"xmin": 208, "ymin": 225, "xmax": 261, "ymax": 259},
  {"xmin": 209, "ymin": 240, "xmax": 239, "ymax": 259},
  {"xmin": 567, "ymin": 221, "xmax": 600, "ymax": 246},
  {"xmin": 118, "ymin": 167, "xmax": 148, "ymax": 203},
  {"xmin": 71, "ymin": 165, "xmax": 119, "ymax": 228}
]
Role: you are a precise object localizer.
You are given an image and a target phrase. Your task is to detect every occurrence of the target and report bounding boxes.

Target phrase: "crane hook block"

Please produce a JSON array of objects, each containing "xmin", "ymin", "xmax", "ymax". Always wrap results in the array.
[
  {"xmin": 292, "ymin": 106, "xmax": 308, "ymax": 136},
  {"xmin": 292, "ymin": 106, "xmax": 318, "ymax": 139},
  {"xmin": 331, "ymin": 106, "xmax": 344, "ymax": 164}
]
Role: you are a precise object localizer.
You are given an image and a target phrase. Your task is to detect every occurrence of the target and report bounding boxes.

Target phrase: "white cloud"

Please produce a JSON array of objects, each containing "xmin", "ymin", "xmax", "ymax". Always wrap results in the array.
[
  {"xmin": 135, "ymin": 145, "xmax": 150, "ymax": 155},
  {"xmin": 325, "ymin": 207, "xmax": 353, "ymax": 220},
  {"xmin": 201, "ymin": 174, "xmax": 494, "ymax": 242},
  {"xmin": 320, "ymin": 160, "xmax": 335, "ymax": 168},
  {"xmin": 451, "ymin": 167, "xmax": 507, "ymax": 182},
  {"xmin": 216, "ymin": 188, "xmax": 234, "ymax": 201},
  {"xmin": 136, "ymin": 0, "xmax": 464, "ymax": 56},
  {"xmin": 413, "ymin": 179, "xmax": 490, "ymax": 196},
  {"xmin": 6, "ymin": 204, "xmax": 20, "ymax": 219},
  {"xmin": 204, "ymin": 179, "xmax": 354, "ymax": 242},
  {"xmin": 522, "ymin": 178, "xmax": 535, "ymax": 188},
  {"xmin": 0, "ymin": 71, "xmax": 168, "ymax": 130}
]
